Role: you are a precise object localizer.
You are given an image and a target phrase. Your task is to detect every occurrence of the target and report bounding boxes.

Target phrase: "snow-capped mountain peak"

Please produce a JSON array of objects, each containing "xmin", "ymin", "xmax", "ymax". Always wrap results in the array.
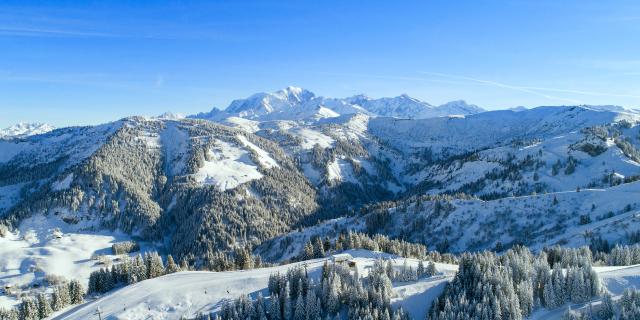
[
  {"xmin": 434, "ymin": 100, "xmax": 484, "ymax": 116},
  {"xmin": 277, "ymin": 86, "xmax": 315, "ymax": 102},
  {"xmin": 0, "ymin": 122, "xmax": 55, "ymax": 139},
  {"xmin": 225, "ymin": 87, "xmax": 316, "ymax": 118},
  {"xmin": 190, "ymin": 87, "xmax": 485, "ymax": 122},
  {"xmin": 156, "ymin": 111, "xmax": 185, "ymax": 120}
]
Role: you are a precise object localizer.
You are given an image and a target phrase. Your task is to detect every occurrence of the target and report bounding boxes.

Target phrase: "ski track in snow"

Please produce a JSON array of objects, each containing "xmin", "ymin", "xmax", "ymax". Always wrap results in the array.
[
  {"xmin": 50, "ymin": 250, "xmax": 459, "ymax": 320},
  {"xmin": 48, "ymin": 251, "xmax": 640, "ymax": 320}
]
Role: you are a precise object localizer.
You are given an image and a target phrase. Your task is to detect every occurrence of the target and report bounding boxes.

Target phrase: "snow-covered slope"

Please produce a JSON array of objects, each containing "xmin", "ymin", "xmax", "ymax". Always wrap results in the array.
[
  {"xmin": 4, "ymin": 101, "xmax": 640, "ymax": 261},
  {"xmin": 260, "ymin": 179, "xmax": 640, "ymax": 260},
  {"xmin": 195, "ymin": 94, "xmax": 640, "ymax": 205},
  {"xmin": 0, "ymin": 214, "xmax": 138, "ymax": 309},
  {"xmin": 530, "ymin": 264, "xmax": 640, "ymax": 319},
  {"xmin": 50, "ymin": 250, "xmax": 459, "ymax": 320},
  {"xmin": 368, "ymin": 106, "xmax": 637, "ymax": 154},
  {"xmin": 48, "ymin": 249, "xmax": 640, "ymax": 320},
  {"xmin": 192, "ymin": 102, "xmax": 640, "ymax": 230},
  {"xmin": 4, "ymin": 87, "xmax": 640, "ymax": 319},
  {"xmin": 0, "ymin": 117, "xmax": 318, "ymax": 265},
  {"xmin": 0, "ymin": 122, "xmax": 55, "ymax": 139}
]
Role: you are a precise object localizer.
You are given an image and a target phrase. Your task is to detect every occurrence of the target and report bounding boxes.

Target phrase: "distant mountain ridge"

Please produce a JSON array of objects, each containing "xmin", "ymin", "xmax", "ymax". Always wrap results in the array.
[
  {"xmin": 191, "ymin": 86, "xmax": 486, "ymax": 122},
  {"xmin": 0, "ymin": 122, "xmax": 55, "ymax": 139}
]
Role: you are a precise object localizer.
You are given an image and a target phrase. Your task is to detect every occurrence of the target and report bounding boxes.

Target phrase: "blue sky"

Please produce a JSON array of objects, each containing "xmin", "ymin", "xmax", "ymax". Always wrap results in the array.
[{"xmin": 1, "ymin": 0, "xmax": 639, "ymax": 127}]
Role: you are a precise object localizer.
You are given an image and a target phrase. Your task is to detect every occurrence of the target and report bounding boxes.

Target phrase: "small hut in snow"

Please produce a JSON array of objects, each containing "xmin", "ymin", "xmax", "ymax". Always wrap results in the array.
[{"xmin": 330, "ymin": 253, "xmax": 356, "ymax": 267}]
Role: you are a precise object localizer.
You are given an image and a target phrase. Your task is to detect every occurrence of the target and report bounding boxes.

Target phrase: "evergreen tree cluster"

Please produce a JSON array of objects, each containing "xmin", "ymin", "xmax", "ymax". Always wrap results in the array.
[
  {"xmin": 562, "ymin": 289, "xmax": 640, "ymax": 320},
  {"xmin": 296, "ymin": 232, "xmax": 456, "ymax": 265},
  {"xmin": 88, "ymin": 252, "xmax": 177, "ymax": 294},
  {"xmin": 429, "ymin": 246, "xmax": 601, "ymax": 320},
  {"xmin": 112, "ymin": 240, "xmax": 140, "ymax": 255},
  {"xmin": 606, "ymin": 244, "xmax": 640, "ymax": 266},
  {"xmin": 588, "ymin": 238, "xmax": 640, "ymax": 266},
  {"xmin": 204, "ymin": 261, "xmax": 409, "ymax": 320},
  {"xmin": 544, "ymin": 246, "xmax": 594, "ymax": 267},
  {"xmin": 201, "ymin": 246, "xmax": 265, "ymax": 272},
  {"xmin": 387, "ymin": 259, "xmax": 437, "ymax": 282},
  {"xmin": 0, "ymin": 119, "xmax": 320, "ymax": 268},
  {"xmin": 0, "ymin": 280, "xmax": 83, "ymax": 320}
]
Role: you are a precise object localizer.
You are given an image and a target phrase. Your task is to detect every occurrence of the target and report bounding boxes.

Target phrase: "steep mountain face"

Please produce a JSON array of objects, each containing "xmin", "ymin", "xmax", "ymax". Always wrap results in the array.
[
  {"xmin": 0, "ymin": 122, "xmax": 55, "ymax": 138},
  {"xmin": 0, "ymin": 117, "xmax": 318, "ymax": 263},
  {"xmin": 241, "ymin": 104, "xmax": 640, "ymax": 202},
  {"xmin": 254, "ymin": 105, "xmax": 640, "ymax": 259},
  {"xmin": 226, "ymin": 86, "xmax": 316, "ymax": 118},
  {"xmin": 433, "ymin": 100, "xmax": 484, "ymax": 116},
  {"xmin": 345, "ymin": 94, "xmax": 434, "ymax": 118},
  {"xmin": 259, "ymin": 180, "xmax": 640, "ymax": 261},
  {"xmin": 192, "ymin": 87, "xmax": 486, "ymax": 122}
]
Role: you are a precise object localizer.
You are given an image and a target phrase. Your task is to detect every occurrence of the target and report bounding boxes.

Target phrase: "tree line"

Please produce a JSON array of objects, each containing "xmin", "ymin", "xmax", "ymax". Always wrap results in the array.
[
  {"xmin": 298, "ymin": 231, "xmax": 457, "ymax": 265},
  {"xmin": 200, "ymin": 260, "xmax": 410, "ymax": 320},
  {"xmin": 429, "ymin": 246, "xmax": 601, "ymax": 320},
  {"xmin": 0, "ymin": 280, "xmax": 83, "ymax": 320}
]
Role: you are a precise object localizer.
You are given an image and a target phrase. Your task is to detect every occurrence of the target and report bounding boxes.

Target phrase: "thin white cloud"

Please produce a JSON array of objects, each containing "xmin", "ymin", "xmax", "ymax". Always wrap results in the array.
[
  {"xmin": 315, "ymin": 71, "xmax": 491, "ymax": 87},
  {"xmin": 518, "ymin": 86, "xmax": 640, "ymax": 99},
  {"xmin": 0, "ymin": 72, "xmax": 151, "ymax": 91},
  {"xmin": 419, "ymin": 72, "xmax": 582, "ymax": 104},
  {"xmin": 0, "ymin": 26, "xmax": 120, "ymax": 38},
  {"xmin": 577, "ymin": 59, "xmax": 640, "ymax": 71}
]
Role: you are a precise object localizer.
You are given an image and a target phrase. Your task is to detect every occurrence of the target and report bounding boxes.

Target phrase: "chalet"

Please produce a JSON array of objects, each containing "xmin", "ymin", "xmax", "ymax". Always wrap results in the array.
[
  {"xmin": 2, "ymin": 284, "xmax": 13, "ymax": 294},
  {"xmin": 330, "ymin": 253, "xmax": 356, "ymax": 268}
]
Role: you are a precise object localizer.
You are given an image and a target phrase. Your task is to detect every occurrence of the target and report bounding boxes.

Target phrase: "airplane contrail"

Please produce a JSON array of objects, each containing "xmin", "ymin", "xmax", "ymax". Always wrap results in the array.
[{"xmin": 419, "ymin": 72, "xmax": 582, "ymax": 104}]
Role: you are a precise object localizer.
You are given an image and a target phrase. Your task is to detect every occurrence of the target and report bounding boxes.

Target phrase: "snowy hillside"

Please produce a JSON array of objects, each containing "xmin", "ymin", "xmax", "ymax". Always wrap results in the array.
[
  {"xmin": 259, "ymin": 180, "xmax": 640, "ymax": 260},
  {"xmin": 46, "ymin": 249, "xmax": 640, "ymax": 320},
  {"xmin": 4, "ymin": 87, "xmax": 640, "ymax": 319},
  {"xmin": 4, "ymin": 101, "xmax": 639, "ymax": 264},
  {"xmin": 51, "ymin": 250, "xmax": 458, "ymax": 320},
  {"xmin": 0, "ymin": 117, "xmax": 318, "ymax": 265},
  {"xmin": 0, "ymin": 214, "xmax": 137, "ymax": 309},
  {"xmin": 0, "ymin": 123, "xmax": 55, "ymax": 139}
]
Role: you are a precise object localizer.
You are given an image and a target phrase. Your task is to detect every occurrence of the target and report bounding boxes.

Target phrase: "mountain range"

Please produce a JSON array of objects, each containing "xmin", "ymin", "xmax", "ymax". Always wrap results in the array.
[
  {"xmin": 0, "ymin": 122, "xmax": 55, "ymax": 139},
  {"xmin": 2, "ymin": 87, "xmax": 640, "ymax": 317},
  {"xmin": 191, "ymin": 86, "xmax": 485, "ymax": 122}
]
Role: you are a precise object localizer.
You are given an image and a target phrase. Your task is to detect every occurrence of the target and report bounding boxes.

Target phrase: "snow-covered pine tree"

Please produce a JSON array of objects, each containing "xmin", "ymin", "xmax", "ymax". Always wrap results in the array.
[
  {"xmin": 598, "ymin": 293, "xmax": 615, "ymax": 320},
  {"xmin": 69, "ymin": 279, "xmax": 85, "ymax": 304},
  {"xmin": 36, "ymin": 293, "xmax": 52, "ymax": 320},
  {"xmin": 269, "ymin": 293, "xmax": 281, "ymax": 320},
  {"xmin": 313, "ymin": 237, "xmax": 325, "ymax": 258},
  {"xmin": 303, "ymin": 241, "xmax": 314, "ymax": 260},
  {"xmin": 51, "ymin": 284, "xmax": 71, "ymax": 311},
  {"xmin": 426, "ymin": 261, "xmax": 437, "ymax": 277},
  {"xmin": 146, "ymin": 252, "xmax": 165, "ymax": 278},
  {"xmin": 165, "ymin": 254, "xmax": 180, "ymax": 274},
  {"xmin": 293, "ymin": 294, "xmax": 305, "ymax": 320},
  {"xmin": 0, "ymin": 307, "xmax": 19, "ymax": 320},
  {"xmin": 543, "ymin": 275, "xmax": 558, "ymax": 308},
  {"xmin": 552, "ymin": 264, "xmax": 566, "ymax": 304},
  {"xmin": 133, "ymin": 254, "xmax": 148, "ymax": 282},
  {"xmin": 305, "ymin": 290, "xmax": 320, "ymax": 320},
  {"xmin": 283, "ymin": 286, "xmax": 292, "ymax": 320},
  {"xmin": 19, "ymin": 297, "xmax": 38, "ymax": 320},
  {"xmin": 384, "ymin": 260, "xmax": 394, "ymax": 279}
]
